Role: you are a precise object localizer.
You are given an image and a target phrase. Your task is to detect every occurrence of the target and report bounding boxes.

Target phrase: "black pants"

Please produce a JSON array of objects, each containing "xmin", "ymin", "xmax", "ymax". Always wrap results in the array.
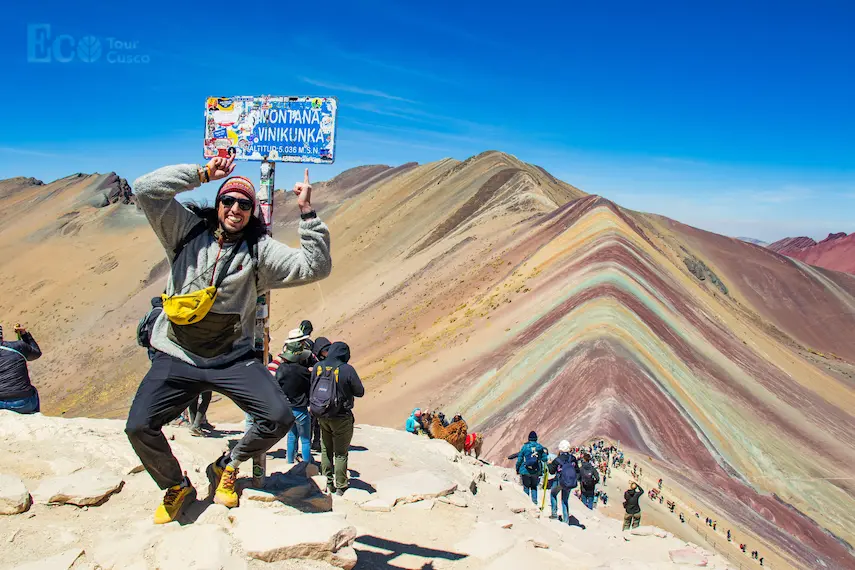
[
  {"xmin": 310, "ymin": 413, "xmax": 322, "ymax": 450},
  {"xmin": 125, "ymin": 352, "xmax": 294, "ymax": 489}
]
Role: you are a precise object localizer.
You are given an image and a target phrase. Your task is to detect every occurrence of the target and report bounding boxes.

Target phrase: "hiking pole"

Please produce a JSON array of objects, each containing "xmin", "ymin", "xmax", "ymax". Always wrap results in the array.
[{"xmin": 251, "ymin": 157, "xmax": 275, "ymax": 488}]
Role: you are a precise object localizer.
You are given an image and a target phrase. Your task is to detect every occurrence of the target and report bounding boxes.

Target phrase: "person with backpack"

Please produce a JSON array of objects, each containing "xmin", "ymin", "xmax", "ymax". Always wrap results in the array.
[
  {"xmin": 275, "ymin": 328, "xmax": 315, "ymax": 464},
  {"xmin": 309, "ymin": 337, "xmax": 331, "ymax": 451},
  {"xmin": 622, "ymin": 480, "xmax": 644, "ymax": 530},
  {"xmin": 0, "ymin": 324, "xmax": 42, "ymax": 414},
  {"xmin": 515, "ymin": 431, "xmax": 547, "ymax": 504},
  {"xmin": 124, "ymin": 157, "xmax": 332, "ymax": 524},
  {"xmin": 309, "ymin": 341, "xmax": 363, "ymax": 495},
  {"xmin": 547, "ymin": 440, "xmax": 579, "ymax": 525},
  {"xmin": 578, "ymin": 452, "xmax": 600, "ymax": 509}
]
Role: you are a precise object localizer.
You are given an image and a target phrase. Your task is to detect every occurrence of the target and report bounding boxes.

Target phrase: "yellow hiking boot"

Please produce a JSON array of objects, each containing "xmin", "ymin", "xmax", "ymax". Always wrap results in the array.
[
  {"xmin": 205, "ymin": 454, "xmax": 227, "ymax": 499},
  {"xmin": 213, "ymin": 465, "xmax": 239, "ymax": 508},
  {"xmin": 153, "ymin": 480, "xmax": 196, "ymax": 524}
]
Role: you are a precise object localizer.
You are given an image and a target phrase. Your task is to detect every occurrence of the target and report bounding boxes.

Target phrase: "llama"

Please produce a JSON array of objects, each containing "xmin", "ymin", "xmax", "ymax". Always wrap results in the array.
[
  {"xmin": 464, "ymin": 432, "xmax": 484, "ymax": 459},
  {"xmin": 419, "ymin": 410, "xmax": 468, "ymax": 452}
]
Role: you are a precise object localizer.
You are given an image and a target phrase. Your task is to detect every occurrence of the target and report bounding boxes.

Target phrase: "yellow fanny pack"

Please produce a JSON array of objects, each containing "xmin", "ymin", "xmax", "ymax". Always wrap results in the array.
[
  {"xmin": 162, "ymin": 235, "xmax": 245, "ymax": 326},
  {"xmin": 161, "ymin": 286, "xmax": 218, "ymax": 325}
]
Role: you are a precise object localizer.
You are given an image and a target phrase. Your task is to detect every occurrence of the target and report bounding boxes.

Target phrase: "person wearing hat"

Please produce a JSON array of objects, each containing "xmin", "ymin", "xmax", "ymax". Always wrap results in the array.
[
  {"xmin": 405, "ymin": 408, "xmax": 423, "ymax": 435},
  {"xmin": 547, "ymin": 440, "xmax": 580, "ymax": 525},
  {"xmin": 275, "ymin": 328, "xmax": 315, "ymax": 464},
  {"xmin": 125, "ymin": 156, "xmax": 331, "ymax": 524},
  {"xmin": 515, "ymin": 431, "xmax": 548, "ymax": 504}
]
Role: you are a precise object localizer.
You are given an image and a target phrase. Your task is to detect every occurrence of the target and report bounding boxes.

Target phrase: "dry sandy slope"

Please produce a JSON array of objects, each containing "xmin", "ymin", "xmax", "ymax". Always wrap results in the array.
[{"xmin": 0, "ymin": 411, "xmax": 734, "ymax": 569}]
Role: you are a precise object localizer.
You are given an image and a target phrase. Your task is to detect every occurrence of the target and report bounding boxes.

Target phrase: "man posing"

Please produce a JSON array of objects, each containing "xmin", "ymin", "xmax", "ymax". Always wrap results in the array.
[{"xmin": 125, "ymin": 157, "xmax": 331, "ymax": 524}]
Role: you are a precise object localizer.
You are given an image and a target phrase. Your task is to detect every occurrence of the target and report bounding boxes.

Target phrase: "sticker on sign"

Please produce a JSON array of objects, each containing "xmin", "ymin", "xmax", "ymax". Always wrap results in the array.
[{"xmin": 204, "ymin": 96, "xmax": 337, "ymax": 163}]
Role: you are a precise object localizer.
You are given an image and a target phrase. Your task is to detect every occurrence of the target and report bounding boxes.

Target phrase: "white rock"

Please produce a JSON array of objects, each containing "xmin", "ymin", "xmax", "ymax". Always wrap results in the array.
[
  {"xmin": 669, "ymin": 548, "xmax": 709, "ymax": 566},
  {"xmin": 454, "ymin": 522, "xmax": 516, "ymax": 560},
  {"xmin": 360, "ymin": 497, "xmax": 395, "ymax": 512},
  {"xmin": 398, "ymin": 498, "xmax": 435, "ymax": 511},
  {"xmin": 437, "ymin": 493, "xmax": 469, "ymax": 508},
  {"xmin": 155, "ymin": 524, "xmax": 245, "ymax": 569},
  {"xmin": 526, "ymin": 537, "xmax": 550, "ymax": 549},
  {"xmin": 195, "ymin": 503, "xmax": 232, "ymax": 528},
  {"xmin": 0, "ymin": 474, "xmax": 30, "ymax": 514},
  {"xmin": 340, "ymin": 488, "xmax": 372, "ymax": 504},
  {"xmin": 15, "ymin": 548, "xmax": 84, "ymax": 570},
  {"xmin": 374, "ymin": 470, "xmax": 457, "ymax": 506},
  {"xmin": 423, "ymin": 438, "xmax": 461, "ymax": 462},
  {"xmin": 32, "ymin": 469, "xmax": 123, "ymax": 506},
  {"xmin": 230, "ymin": 509, "xmax": 357, "ymax": 568},
  {"xmin": 91, "ymin": 524, "xmax": 161, "ymax": 569}
]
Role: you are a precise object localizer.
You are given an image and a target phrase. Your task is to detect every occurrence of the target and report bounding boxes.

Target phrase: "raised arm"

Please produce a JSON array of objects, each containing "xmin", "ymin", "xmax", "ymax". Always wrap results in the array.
[
  {"xmin": 7, "ymin": 327, "xmax": 41, "ymax": 361},
  {"xmin": 133, "ymin": 157, "xmax": 236, "ymax": 254},
  {"xmin": 257, "ymin": 168, "xmax": 332, "ymax": 289}
]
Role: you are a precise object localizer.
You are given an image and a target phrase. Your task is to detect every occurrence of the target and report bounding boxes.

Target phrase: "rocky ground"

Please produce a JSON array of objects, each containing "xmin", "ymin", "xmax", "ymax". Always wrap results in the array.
[{"xmin": 0, "ymin": 411, "xmax": 735, "ymax": 569}]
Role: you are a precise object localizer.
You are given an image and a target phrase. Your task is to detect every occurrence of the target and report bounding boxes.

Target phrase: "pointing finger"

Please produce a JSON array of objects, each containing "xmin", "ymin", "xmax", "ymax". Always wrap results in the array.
[{"xmin": 304, "ymin": 168, "xmax": 310, "ymax": 185}]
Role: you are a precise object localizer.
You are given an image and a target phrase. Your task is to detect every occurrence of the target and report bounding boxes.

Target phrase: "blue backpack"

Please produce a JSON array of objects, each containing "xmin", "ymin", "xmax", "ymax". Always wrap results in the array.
[
  {"xmin": 557, "ymin": 454, "xmax": 578, "ymax": 488},
  {"xmin": 523, "ymin": 443, "xmax": 543, "ymax": 472}
]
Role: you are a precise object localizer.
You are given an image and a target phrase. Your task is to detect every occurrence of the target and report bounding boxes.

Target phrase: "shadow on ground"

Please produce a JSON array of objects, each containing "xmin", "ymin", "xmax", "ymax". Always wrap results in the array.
[{"xmin": 354, "ymin": 535, "xmax": 467, "ymax": 570}]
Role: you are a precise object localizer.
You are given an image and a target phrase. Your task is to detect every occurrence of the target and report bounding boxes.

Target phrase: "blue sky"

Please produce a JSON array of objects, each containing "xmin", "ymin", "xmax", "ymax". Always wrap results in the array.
[{"xmin": 1, "ymin": 0, "xmax": 853, "ymax": 242}]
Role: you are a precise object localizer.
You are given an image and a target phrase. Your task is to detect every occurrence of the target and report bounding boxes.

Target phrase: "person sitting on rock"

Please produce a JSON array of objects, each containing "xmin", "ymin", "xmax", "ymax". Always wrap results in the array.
[
  {"xmin": 515, "ymin": 431, "xmax": 547, "ymax": 505},
  {"xmin": 548, "ymin": 440, "xmax": 580, "ymax": 525},
  {"xmin": 578, "ymin": 453, "xmax": 600, "ymax": 510},
  {"xmin": 405, "ymin": 408, "xmax": 423, "ymax": 435},
  {"xmin": 622, "ymin": 481, "xmax": 644, "ymax": 531},
  {"xmin": 124, "ymin": 157, "xmax": 331, "ymax": 524},
  {"xmin": 310, "ymin": 341, "xmax": 364, "ymax": 495},
  {"xmin": 0, "ymin": 324, "xmax": 42, "ymax": 414}
]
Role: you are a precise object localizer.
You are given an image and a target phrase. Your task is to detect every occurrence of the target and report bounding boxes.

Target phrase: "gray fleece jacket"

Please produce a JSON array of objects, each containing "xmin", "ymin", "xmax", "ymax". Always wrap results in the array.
[{"xmin": 134, "ymin": 164, "xmax": 332, "ymax": 367}]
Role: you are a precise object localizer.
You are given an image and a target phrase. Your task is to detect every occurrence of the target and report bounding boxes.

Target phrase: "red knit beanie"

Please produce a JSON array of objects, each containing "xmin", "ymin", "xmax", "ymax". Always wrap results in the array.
[{"xmin": 216, "ymin": 176, "xmax": 257, "ymax": 209}]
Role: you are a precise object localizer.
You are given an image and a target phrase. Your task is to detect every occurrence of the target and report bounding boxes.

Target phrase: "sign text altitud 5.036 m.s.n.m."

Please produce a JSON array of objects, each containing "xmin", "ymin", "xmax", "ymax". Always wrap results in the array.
[{"xmin": 204, "ymin": 96, "xmax": 337, "ymax": 164}]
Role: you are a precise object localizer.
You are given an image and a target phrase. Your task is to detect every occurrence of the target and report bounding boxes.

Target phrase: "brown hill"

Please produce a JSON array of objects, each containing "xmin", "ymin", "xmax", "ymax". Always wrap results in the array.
[
  {"xmin": 0, "ymin": 152, "xmax": 853, "ymax": 569},
  {"xmin": 768, "ymin": 232, "xmax": 855, "ymax": 274}
]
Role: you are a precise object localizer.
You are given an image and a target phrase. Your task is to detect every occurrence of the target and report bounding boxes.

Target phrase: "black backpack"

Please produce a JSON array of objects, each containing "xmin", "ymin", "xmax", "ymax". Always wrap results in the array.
[
  {"xmin": 309, "ymin": 364, "xmax": 341, "ymax": 418},
  {"xmin": 136, "ymin": 299, "xmax": 163, "ymax": 348},
  {"xmin": 580, "ymin": 462, "xmax": 598, "ymax": 490}
]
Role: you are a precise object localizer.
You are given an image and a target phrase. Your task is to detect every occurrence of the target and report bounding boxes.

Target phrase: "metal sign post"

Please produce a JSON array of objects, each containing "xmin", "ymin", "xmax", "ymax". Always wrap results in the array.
[{"xmin": 252, "ymin": 158, "xmax": 274, "ymax": 488}]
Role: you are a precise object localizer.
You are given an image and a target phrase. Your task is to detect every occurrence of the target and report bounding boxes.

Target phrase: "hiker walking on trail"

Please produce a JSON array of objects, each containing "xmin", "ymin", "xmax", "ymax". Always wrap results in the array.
[
  {"xmin": 548, "ymin": 440, "xmax": 580, "ymax": 526},
  {"xmin": 310, "ymin": 341, "xmax": 364, "ymax": 495},
  {"xmin": 309, "ymin": 337, "xmax": 331, "ymax": 451},
  {"xmin": 275, "ymin": 328, "xmax": 316, "ymax": 464},
  {"xmin": 515, "ymin": 431, "xmax": 547, "ymax": 504},
  {"xmin": 578, "ymin": 452, "xmax": 600, "ymax": 510},
  {"xmin": 124, "ymin": 157, "xmax": 331, "ymax": 524},
  {"xmin": 622, "ymin": 481, "xmax": 644, "ymax": 531},
  {"xmin": 0, "ymin": 324, "xmax": 42, "ymax": 414}
]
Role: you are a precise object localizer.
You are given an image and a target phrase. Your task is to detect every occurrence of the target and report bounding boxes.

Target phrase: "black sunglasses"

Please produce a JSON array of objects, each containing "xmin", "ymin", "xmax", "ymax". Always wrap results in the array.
[{"xmin": 220, "ymin": 196, "xmax": 253, "ymax": 211}]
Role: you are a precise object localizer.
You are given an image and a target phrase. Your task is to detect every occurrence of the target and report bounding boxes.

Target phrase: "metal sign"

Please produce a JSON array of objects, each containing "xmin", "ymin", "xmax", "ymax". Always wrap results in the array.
[{"xmin": 204, "ymin": 96, "xmax": 337, "ymax": 163}]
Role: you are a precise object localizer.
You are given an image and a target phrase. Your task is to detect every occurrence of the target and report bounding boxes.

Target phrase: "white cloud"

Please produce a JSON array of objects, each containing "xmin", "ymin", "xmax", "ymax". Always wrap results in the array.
[{"xmin": 298, "ymin": 77, "xmax": 416, "ymax": 103}]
